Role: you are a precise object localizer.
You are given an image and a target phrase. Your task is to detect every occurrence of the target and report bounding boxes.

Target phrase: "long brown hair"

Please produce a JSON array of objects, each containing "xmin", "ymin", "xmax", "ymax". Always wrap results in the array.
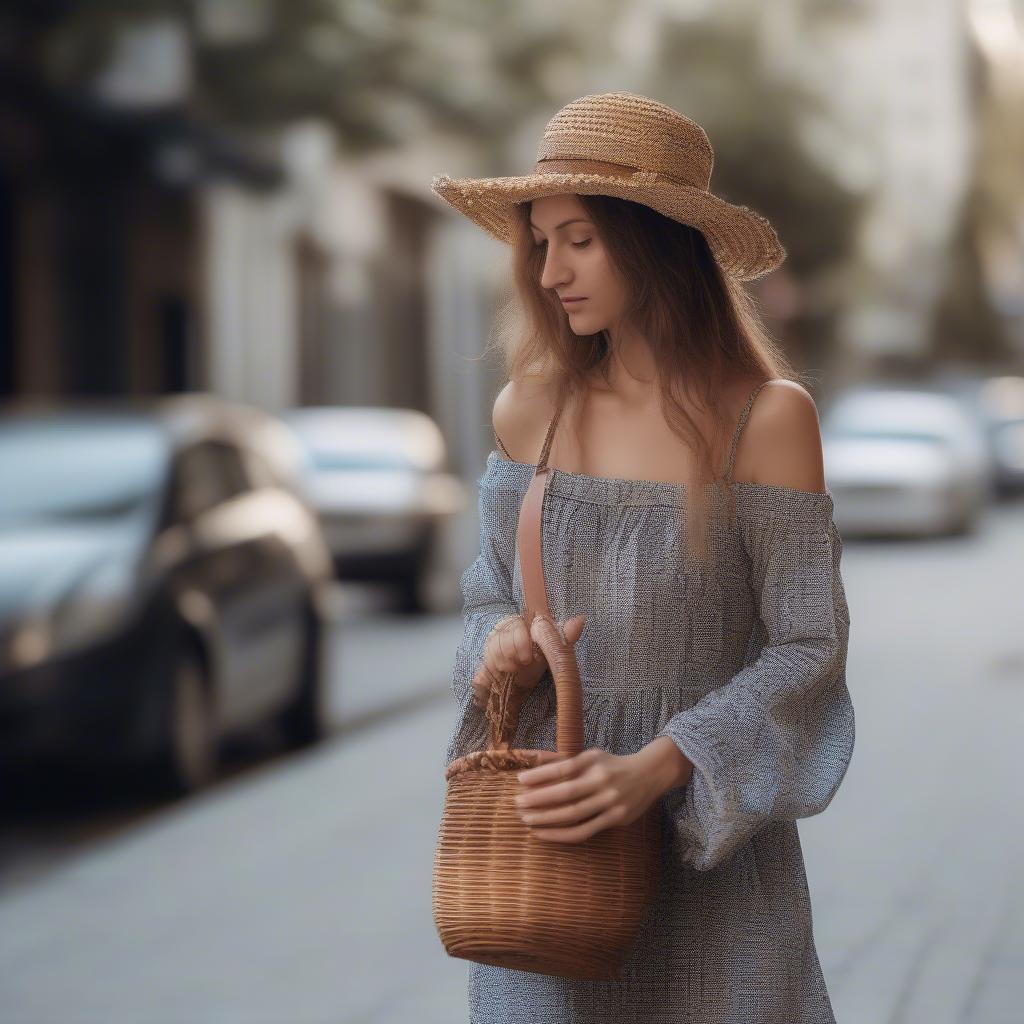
[{"xmin": 489, "ymin": 193, "xmax": 801, "ymax": 565}]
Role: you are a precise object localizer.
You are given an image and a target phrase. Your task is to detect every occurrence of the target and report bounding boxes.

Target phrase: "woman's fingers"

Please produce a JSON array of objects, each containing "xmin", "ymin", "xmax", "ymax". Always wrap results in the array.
[
  {"xmin": 529, "ymin": 613, "xmax": 586, "ymax": 655},
  {"xmin": 513, "ymin": 619, "xmax": 543, "ymax": 668},
  {"xmin": 473, "ymin": 612, "xmax": 584, "ymax": 711},
  {"xmin": 561, "ymin": 613, "xmax": 587, "ymax": 646},
  {"xmin": 522, "ymin": 788, "xmax": 613, "ymax": 828},
  {"xmin": 528, "ymin": 612, "xmax": 587, "ymax": 649},
  {"xmin": 511, "ymin": 617, "xmax": 540, "ymax": 666},
  {"xmin": 489, "ymin": 616, "xmax": 532, "ymax": 671},
  {"xmin": 470, "ymin": 667, "xmax": 490, "ymax": 708}
]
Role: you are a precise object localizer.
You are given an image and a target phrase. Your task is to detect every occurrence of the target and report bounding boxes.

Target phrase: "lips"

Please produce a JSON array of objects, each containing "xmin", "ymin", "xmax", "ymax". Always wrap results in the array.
[{"xmin": 560, "ymin": 297, "xmax": 586, "ymax": 305}]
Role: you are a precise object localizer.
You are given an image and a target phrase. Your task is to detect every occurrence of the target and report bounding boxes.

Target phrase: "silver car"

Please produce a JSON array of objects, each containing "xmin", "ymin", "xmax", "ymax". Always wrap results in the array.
[
  {"xmin": 282, "ymin": 407, "xmax": 468, "ymax": 611},
  {"xmin": 932, "ymin": 372, "xmax": 1024, "ymax": 496},
  {"xmin": 821, "ymin": 387, "xmax": 993, "ymax": 538}
]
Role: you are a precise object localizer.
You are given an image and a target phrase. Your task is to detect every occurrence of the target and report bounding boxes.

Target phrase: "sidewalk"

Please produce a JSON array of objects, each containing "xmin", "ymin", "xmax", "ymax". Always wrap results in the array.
[{"xmin": 325, "ymin": 586, "xmax": 463, "ymax": 736}]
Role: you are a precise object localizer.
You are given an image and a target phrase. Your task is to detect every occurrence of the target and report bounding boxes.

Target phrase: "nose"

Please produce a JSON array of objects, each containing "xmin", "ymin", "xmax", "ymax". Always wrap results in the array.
[{"xmin": 539, "ymin": 244, "xmax": 573, "ymax": 293}]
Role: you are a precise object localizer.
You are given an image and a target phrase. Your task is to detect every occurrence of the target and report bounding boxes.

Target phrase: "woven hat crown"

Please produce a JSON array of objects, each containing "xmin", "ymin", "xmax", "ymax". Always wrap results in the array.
[
  {"xmin": 536, "ymin": 93, "xmax": 714, "ymax": 191},
  {"xmin": 430, "ymin": 90, "xmax": 786, "ymax": 280}
]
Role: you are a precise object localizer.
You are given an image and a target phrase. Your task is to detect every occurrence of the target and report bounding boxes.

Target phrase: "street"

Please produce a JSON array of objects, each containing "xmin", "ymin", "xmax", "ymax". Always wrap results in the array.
[{"xmin": 1, "ymin": 501, "xmax": 1023, "ymax": 1023}]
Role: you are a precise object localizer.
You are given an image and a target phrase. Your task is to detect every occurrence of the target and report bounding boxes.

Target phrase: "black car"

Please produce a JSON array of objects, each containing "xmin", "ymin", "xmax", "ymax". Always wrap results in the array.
[{"xmin": 0, "ymin": 395, "xmax": 336, "ymax": 796}]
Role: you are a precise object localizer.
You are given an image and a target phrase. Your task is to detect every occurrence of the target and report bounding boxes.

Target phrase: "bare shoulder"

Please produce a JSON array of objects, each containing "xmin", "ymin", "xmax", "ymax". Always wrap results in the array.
[
  {"xmin": 735, "ymin": 379, "xmax": 827, "ymax": 492},
  {"xmin": 492, "ymin": 374, "xmax": 556, "ymax": 463}
]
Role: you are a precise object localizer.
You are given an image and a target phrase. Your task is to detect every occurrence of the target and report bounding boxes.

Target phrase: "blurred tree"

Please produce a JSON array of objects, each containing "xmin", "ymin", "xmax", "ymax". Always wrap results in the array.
[
  {"xmin": 27, "ymin": 0, "xmax": 585, "ymax": 159},
  {"xmin": 645, "ymin": 16, "xmax": 867, "ymax": 373},
  {"xmin": 931, "ymin": 180, "xmax": 1009, "ymax": 365},
  {"xmin": 4, "ymin": 1, "xmax": 879, "ymax": 391},
  {"xmin": 930, "ymin": 29, "xmax": 1019, "ymax": 365}
]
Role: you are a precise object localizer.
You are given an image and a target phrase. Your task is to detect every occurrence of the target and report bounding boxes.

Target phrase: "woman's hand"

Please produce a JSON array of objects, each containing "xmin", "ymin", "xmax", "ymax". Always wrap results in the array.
[
  {"xmin": 513, "ymin": 613, "xmax": 663, "ymax": 844},
  {"xmin": 470, "ymin": 612, "xmax": 586, "ymax": 712},
  {"xmin": 515, "ymin": 747, "xmax": 664, "ymax": 844}
]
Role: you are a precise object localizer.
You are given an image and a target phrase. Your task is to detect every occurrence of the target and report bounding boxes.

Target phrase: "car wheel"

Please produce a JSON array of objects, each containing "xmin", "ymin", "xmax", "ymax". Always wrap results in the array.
[
  {"xmin": 151, "ymin": 640, "xmax": 218, "ymax": 797},
  {"xmin": 947, "ymin": 496, "xmax": 979, "ymax": 537},
  {"xmin": 276, "ymin": 601, "xmax": 329, "ymax": 749}
]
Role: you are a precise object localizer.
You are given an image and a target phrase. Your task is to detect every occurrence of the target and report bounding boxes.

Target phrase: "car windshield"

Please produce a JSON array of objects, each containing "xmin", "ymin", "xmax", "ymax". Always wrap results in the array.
[
  {"xmin": 826, "ymin": 426, "xmax": 949, "ymax": 445},
  {"xmin": 306, "ymin": 448, "xmax": 414, "ymax": 471},
  {"xmin": 0, "ymin": 419, "xmax": 168, "ymax": 524}
]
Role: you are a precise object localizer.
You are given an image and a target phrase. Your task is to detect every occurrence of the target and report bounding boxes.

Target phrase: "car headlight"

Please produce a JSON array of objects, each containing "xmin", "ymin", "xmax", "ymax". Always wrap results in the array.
[
  {"xmin": 8, "ymin": 561, "xmax": 136, "ymax": 669},
  {"xmin": 8, "ymin": 618, "xmax": 51, "ymax": 669}
]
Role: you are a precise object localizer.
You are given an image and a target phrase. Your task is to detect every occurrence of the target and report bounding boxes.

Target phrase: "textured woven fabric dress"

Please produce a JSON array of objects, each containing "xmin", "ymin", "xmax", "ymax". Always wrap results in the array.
[{"xmin": 444, "ymin": 381, "xmax": 855, "ymax": 1023}]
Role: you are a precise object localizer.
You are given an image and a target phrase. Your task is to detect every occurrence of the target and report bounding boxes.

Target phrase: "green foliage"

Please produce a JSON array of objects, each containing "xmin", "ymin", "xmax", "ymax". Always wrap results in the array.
[
  {"xmin": 650, "ymin": 18, "xmax": 864, "ymax": 280},
  {"xmin": 28, "ymin": 0, "xmax": 587, "ymax": 155}
]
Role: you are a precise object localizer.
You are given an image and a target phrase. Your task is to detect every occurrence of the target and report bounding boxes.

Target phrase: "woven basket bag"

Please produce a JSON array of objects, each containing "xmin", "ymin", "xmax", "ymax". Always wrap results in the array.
[{"xmin": 432, "ymin": 421, "xmax": 662, "ymax": 981}]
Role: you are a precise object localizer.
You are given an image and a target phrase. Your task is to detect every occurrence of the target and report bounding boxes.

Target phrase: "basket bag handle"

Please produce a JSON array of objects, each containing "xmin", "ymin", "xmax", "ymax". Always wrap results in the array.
[{"xmin": 488, "ymin": 392, "xmax": 584, "ymax": 759}]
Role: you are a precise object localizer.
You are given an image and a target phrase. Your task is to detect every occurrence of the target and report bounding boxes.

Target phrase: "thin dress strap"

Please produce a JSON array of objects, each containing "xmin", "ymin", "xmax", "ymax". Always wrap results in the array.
[
  {"xmin": 493, "ymin": 427, "xmax": 513, "ymax": 460},
  {"xmin": 493, "ymin": 391, "xmax": 566, "ymax": 469},
  {"xmin": 724, "ymin": 380, "xmax": 771, "ymax": 483}
]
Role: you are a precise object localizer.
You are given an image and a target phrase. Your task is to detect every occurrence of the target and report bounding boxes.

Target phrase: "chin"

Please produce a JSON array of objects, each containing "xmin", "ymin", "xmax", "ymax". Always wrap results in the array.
[{"xmin": 568, "ymin": 315, "xmax": 602, "ymax": 334}]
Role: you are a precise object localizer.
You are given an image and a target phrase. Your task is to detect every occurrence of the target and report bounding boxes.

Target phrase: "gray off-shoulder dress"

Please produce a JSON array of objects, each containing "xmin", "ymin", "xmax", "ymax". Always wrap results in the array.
[{"xmin": 444, "ymin": 380, "xmax": 855, "ymax": 1024}]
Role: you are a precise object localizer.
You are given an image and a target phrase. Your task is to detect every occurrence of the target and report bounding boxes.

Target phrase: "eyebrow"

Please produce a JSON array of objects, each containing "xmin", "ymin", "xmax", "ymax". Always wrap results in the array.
[{"xmin": 528, "ymin": 217, "xmax": 592, "ymax": 233}]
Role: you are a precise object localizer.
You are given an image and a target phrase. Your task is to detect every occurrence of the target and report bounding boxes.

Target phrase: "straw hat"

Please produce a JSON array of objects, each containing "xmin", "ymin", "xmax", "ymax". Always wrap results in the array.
[{"xmin": 431, "ymin": 91, "xmax": 786, "ymax": 281}]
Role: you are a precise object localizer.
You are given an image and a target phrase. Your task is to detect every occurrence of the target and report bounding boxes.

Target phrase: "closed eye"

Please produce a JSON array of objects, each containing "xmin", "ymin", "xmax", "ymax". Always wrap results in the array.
[{"xmin": 533, "ymin": 239, "xmax": 592, "ymax": 250}]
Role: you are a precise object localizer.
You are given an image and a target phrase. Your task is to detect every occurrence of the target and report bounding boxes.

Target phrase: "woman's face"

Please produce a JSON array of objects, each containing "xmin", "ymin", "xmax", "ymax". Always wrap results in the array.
[{"xmin": 528, "ymin": 194, "xmax": 627, "ymax": 335}]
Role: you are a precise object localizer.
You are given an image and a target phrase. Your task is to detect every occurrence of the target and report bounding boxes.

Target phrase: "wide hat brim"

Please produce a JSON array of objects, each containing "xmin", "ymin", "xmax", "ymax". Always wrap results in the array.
[{"xmin": 431, "ymin": 169, "xmax": 786, "ymax": 282}]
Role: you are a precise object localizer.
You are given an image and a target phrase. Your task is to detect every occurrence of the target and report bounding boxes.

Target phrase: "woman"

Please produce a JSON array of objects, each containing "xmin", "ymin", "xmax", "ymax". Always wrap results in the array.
[{"xmin": 432, "ymin": 92, "xmax": 855, "ymax": 1024}]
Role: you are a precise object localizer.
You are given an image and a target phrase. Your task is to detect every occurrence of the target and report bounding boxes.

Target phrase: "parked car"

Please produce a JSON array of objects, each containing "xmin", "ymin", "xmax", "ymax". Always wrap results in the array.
[
  {"xmin": 820, "ymin": 386, "xmax": 993, "ymax": 537},
  {"xmin": 931, "ymin": 372, "xmax": 1024, "ymax": 496},
  {"xmin": 0, "ymin": 394, "xmax": 335, "ymax": 796},
  {"xmin": 282, "ymin": 406, "xmax": 467, "ymax": 612}
]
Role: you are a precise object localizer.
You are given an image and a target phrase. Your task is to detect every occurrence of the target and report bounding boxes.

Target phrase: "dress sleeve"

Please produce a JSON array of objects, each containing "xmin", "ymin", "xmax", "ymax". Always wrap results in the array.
[
  {"xmin": 655, "ymin": 487, "xmax": 855, "ymax": 872},
  {"xmin": 443, "ymin": 467, "xmax": 529, "ymax": 767}
]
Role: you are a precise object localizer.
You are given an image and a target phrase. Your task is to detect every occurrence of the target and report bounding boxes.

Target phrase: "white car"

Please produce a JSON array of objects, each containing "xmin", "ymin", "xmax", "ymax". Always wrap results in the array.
[
  {"xmin": 821, "ymin": 387, "xmax": 994, "ymax": 538},
  {"xmin": 932, "ymin": 372, "xmax": 1024, "ymax": 496},
  {"xmin": 282, "ymin": 407, "xmax": 468, "ymax": 611}
]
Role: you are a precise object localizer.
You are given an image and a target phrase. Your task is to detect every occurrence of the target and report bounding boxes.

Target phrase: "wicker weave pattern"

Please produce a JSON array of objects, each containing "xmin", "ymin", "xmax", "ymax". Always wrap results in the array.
[
  {"xmin": 443, "ymin": 382, "xmax": 854, "ymax": 1022},
  {"xmin": 434, "ymin": 770, "xmax": 661, "ymax": 981},
  {"xmin": 534, "ymin": 95, "xmax": 714, "ymax": 189},
  {"xmin": 430, "ymin": 91, "xmax": 786, "ymax": 281}
]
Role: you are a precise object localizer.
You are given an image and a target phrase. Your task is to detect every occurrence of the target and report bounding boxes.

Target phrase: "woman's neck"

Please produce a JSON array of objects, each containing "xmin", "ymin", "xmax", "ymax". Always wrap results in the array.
[{"xmin": 592, "ymin": 329, "xmax": 659, "ymax": 404}]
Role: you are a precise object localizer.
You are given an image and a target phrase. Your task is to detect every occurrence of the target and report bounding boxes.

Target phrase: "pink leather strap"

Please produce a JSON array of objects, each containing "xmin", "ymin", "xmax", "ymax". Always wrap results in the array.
[{"xmin": 516, "ymin": 391, "xmax": 565, "ymax": 622}]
